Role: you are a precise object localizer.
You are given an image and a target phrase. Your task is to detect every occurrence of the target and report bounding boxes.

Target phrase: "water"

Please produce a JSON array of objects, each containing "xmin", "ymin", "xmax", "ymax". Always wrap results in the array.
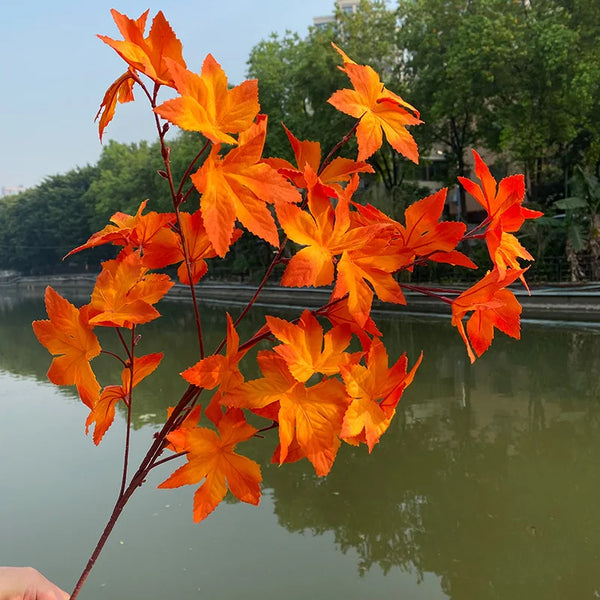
[{"xmin": 1, "ymin": 288, "xmax": 600, "ymax": 599}]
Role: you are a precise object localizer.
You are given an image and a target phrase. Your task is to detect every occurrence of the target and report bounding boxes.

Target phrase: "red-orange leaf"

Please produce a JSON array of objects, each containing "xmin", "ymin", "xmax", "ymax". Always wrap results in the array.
[
  {"xmin": 159, "ymin": 408, "xmax": 262, "ymax": 522},
  {"xmin": 32, "ymin": 287, "xmax": 101, "ymax": 409},
  {"xmin": 176, "ymin": 210, "xmax": 219, "ymax": 285},
  {"xmin": 452, "ymin": 268, "xmax": 525, "ymax": 363},
  {"xmin": 86, "ymin": 353, "xmax": 163, "ymax": 445},
  {"xmin": 459, "ymin": 151, "xmax": 542, "ymax": 285},
  {"xmin": 181, "ymin": 314, "xmax": 247, "ymax": 393},
  {"xmin": 266, "ymin": 310, "xmax": 353, "ymax": 383},
  {"xmin": 95, "ymin": 70, "xmax": 136, "ymax": 142},
  {"xmin": 66, "ymin": 201, "xmax": 179, "ymax": 269},
  {"xmin": 191, "ymin": 116, "xmax": 302, "ymax": 256},
  {"xmin": 98, "ymin": 9, "xmax": 186, "ymax": 87},
  {"xmin": 341, "ymin": 339, "xmax": 422, "ymax": 451},
  {"xmin": 224, "ymin": 352, "xmax": 349, "ymax": 475},
  {"xmin": 328, "ymin": 44, "xmax": 422, "ymax": 162},
  {"xmin": 155, "ymin": 56, "xmax": 259, "ymax": 145},
  {"xmin": 264, "ymin": 125, "xmax": 373, "ymax": 194},
  {"xmin": 333, "ymin": 238, "xmax": 408, "ymax": 327},
  {"xmin": 88, "ymin": 249, "xmax": 173, "ymax": 328},
  {"xmin": 277, "ymin": 170, "xmax": 368, "ymax": 288}
]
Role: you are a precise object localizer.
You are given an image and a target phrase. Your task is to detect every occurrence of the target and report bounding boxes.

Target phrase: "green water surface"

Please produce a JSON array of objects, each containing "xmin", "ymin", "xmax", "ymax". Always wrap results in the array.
[{"xmin": 1, "ymin": 288, "xmax": 600, "ymax": 599}]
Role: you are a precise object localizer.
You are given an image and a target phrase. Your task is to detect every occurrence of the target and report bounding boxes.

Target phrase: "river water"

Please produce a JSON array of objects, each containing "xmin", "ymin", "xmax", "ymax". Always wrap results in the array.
[{"xmin": 1, "ymin": 288, "xmax": 600, "ymax": 599}]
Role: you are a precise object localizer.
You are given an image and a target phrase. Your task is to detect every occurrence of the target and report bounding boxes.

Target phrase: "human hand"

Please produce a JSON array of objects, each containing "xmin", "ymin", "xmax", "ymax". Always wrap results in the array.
[{"xmin": 0, "ymin": 567, "xmax": 69, "ymax": 600}]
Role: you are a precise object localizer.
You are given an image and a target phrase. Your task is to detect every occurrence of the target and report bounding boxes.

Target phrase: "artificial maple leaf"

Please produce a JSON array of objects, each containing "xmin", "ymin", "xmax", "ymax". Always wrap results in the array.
[
  {"xmin": 332, "ymin": 237, "xmax": 408, "ymax": 327},
  {"xmin": 165, "ymin": 405, "xmax": 203, "ymax": 453},
  {"xmin": 486, "ymin": 229, "xmax": 535, "ymax": 285},
  {"xmin": 155, "ymin": 56, "xmax": 259, "ymax": 146},
  {"xmin": 458, "ymin": 151, "xmax": 542, "ymax": 284},
  {"xmin": 98, "ymin": 9, "xmax": 186, "ymax": 87},
  {"xmin": 86, "ymin": 353, "xmax": 163, "ymax": 445},
  {"xmin": 224, "ymin": 352, "xmax": 349, "ymax": 475},
  {"xmin": 277, "ymin": 170, "xmax": 370, "ymax": 287},
  {"xmin": 181, "ymin": 313, "xmax": 247, "ymax": 393},
  {"xmin": 318, "ymin": 297, "xmax": 381, "ymax": 349},
  {"xmin": 264, "ymin": 125, "xmax": 373, "ymax": 194},
  {"xmin": 451, "ymin": 267, "xmax": 525, "ymax": 363},
  {"xmin": 341, "ymin": 339, "xmax": 422, "ymax": 451},
  {"xmin": 328, "ymin": 44, "xmax": 422, "ymax": 162},
  {"xmin": 66, "ymin": 200, "xmax": 179, "ymax": 269},
  {"xmin": 95, "ymin": 70, "xmax": 136, "ymax": 142},
  {"xmin": 266, "ymin": 310, "xmax": 354, "ymax": 383},
  {"xmin": 32, "ymin": 287, "xmax": 101, "ymax": 409},
  {"xmin": 88, "ymin": 249, "xmax": 173, "ymax": 328},
  {"xmin": 191, "ymin": 116, "xmax": 302, "ymax": 256},
  {"xmin": 159, "ymin": 408, "xmax": 262, "ymax": 522},
  {"xmin": 394, "ymin": 189, "xmax": 473, "ymax": 267}
]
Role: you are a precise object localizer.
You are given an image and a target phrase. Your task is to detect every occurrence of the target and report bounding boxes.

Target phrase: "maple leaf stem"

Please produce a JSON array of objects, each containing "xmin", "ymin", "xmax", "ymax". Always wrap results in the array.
[
  {"xmin": 397, "ymin": 282, "xmax": 456, "ymax": 304},
  {"xmin": 463, "ymin": 217, "xmax": 491, "ymax": 239},
  {"xmin": 70, "ymin": 384, "xmax": 201, "ymax": 599},
  {"xmin": 148, "ymin": 450, "xmax": 188, "ymax": 470},
  {"xmin": 176, "ymin": 140, "xmax": 210, "ymax": 198},
  {"xmin": 152, "ymin": 103, "xmax": 206, "ymax": 358},
  {"xmin": 318, "ymin": 118, "xmax": 362, "ymax": 177},
  {"xmin": 254, "ymin": 420, "xmax": 279, "ymax": 438},
  {"xmin": 119, "ymin": 337, "xmax": 136, "ymax": 498},
  {"xmin": 100, "ymin": 349, "xmax": 128, "ymax": 367},
  {"xmin": 174, "ymin": 204, "xmax": 206, "ymax": 359},
  {"xmin": 116, "ymin": 327, "xmax": 133, "ymax": 362},
  {"xmin": 232, "ymin": 237, "xmax": 289, "ymax": 331}
]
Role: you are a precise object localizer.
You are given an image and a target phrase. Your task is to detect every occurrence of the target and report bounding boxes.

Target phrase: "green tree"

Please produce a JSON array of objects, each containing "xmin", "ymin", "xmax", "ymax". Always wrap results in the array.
[
  {"xmin": 247, "ymin": 1, "xmax": 419, "ymax": 208},
  {"xmin": 0, "ymin": 166, "xmax": 99, "ymax": 274}
]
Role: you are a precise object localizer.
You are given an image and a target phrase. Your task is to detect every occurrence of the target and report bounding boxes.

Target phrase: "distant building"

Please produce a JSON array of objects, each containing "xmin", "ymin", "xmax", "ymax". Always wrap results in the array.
[
  {"xmin": 1, "ymin": 185, "xmax": 26, "ymax": 198},
  {"xmin": 314, "ymin": 0, "xmax": 360, "ymax": 29}
]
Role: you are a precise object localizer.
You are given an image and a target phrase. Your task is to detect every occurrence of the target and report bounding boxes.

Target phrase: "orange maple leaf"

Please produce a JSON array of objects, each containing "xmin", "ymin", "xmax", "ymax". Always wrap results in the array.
[
  {"xmin": 155, "ymin": 56, "xmax": 259, "ymax": 146},
  {"xmin": 32, "ymin": 287, "xmax": 101, "ymax": 409},
  {"xmin": 88, "ymin": 249, "xmax": 174, "ymax": 328},
  {"xmin": 328, "ymin": 44, "xmax": 422, "ymax": 162},
  {"xmin": 95, "ymin": 70, "xmax": 136, "ymax": 142},
  {"xmin": 96, "ymin": 10, "xmax": 186, "ymax": 138},
  {"xmin": 276, "ymin": 170, "xmax": 370, "ymax": 287},
  {"xmin": 98, "ymin": 9, "xmax": 186, "ymax": 87},
  {"xmin": 181, "ymin": 313, "xmax": 247, "ymax": 393},
  {"xmin": 86, "ymin": 353, "xmax": 163, "ymax": 445},
  {"xmin": 318, "ymin": 297, "xmax": 382, "ymax": 349},
  {"xmin": 341, "ymin": 339, "xmax": 422, "ymax": 451},
  {"xmin": 452, "ymin": 268, "xmax": 525, "ymax": 363},
  {"xmin": 355, "ymin": 189, "xmax": 476, "ymax": 271},
  {"xmin": 224, "ymin": 352, "xmax": 349, "ymax": 475},
  {"xmin": 266, "ymin": 310, "xmax": 354, "ymax": 383},
  {"xmin": 332, "ymin": 237, "xmax": 408, "ymax": 327},
  {"xmin": 191, "ymin": 116, "xmax": 302, "ymax": 256},
  {"xmin": 264, "ymin": 125, "xmax": 373, "ymax": 194},
  {"xmin": 159, "ymin": 408, "xmax": 262, "ymax": 522},
  {"xmin": 459, "ymin": 151, "xmax": 542, "ymax": 285},
  {"xmin": 66, "ymin": 200, "xmax": 179, "ymax": 268}
]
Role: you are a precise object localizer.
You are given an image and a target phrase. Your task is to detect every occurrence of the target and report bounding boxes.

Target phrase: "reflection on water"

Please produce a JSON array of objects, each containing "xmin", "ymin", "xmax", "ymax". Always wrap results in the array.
[{"xmin": 2, "ymin": 286, "xmax": 600, "ymax": 599}]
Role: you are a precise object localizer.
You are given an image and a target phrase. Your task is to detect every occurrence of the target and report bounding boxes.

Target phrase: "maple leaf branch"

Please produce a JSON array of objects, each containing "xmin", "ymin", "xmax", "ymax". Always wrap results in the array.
[
  {"xmin": 70, "ymin": 383, "xmax": 201, "ymax": 599},
  {"xmin": 100, "ymin": 349, "xmax": 128, "ymax": 367},
  {"xmin": 119, "ymin": 327, "xmax": 137, "ymax": 498},
  {"xmin": 397, "ymin": 282, "xmax": 455, "ymax": 304},
  {"xmin": 318, "ymin": 118, "xmax": 362, "ymax": 177},
  {"xmin": 149, "ymin": 92, "xmax": 206, "ymax": 359},
  {"xmin": 176, "ymin": 139, "xmax": 210, "ymax": 198},
  {"xmin": 148, "ymin": 450, "xmax": 188, "ymax": 470}
]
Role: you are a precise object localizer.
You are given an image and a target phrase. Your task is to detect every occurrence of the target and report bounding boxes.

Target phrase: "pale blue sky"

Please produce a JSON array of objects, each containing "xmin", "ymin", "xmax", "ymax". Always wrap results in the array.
[{"xmin": 0, "ymin": 1, "xmax": 338, "ymax": 189}]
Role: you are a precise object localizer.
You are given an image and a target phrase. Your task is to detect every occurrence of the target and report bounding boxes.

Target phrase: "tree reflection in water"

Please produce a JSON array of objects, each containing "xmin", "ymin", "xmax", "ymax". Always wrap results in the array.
[{"xmin": 3, "ymin": 289, "xmax": 600, "ymax": 599}]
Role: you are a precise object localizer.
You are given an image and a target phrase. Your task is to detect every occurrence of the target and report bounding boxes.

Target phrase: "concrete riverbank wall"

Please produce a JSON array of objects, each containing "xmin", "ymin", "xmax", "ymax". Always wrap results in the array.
[{"xmin": 4, "ymin": 275, "xmax": 600, "ymax": 323}]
